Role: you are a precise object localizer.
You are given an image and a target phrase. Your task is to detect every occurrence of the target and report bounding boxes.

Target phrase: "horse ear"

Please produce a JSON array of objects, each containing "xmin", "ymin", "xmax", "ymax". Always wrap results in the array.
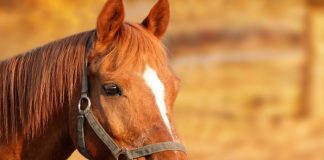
[
  {"xmin": 96, "ymin": 0, "xmax": 125, "ymax": 46},
  {"xmin": 142, "ymin": 0, "xmax": 170, "ymax": 39}
]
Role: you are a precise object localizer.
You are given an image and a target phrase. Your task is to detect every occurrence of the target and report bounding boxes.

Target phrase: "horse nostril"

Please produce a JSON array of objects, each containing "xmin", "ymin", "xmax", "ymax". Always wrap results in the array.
[
  {"xmin": 145, "ymin": 155, "xmax": 152, "ymax": 160},
  {"xmin": 145, "ymin": 155, "xmax": 158, "ymax": 160}
]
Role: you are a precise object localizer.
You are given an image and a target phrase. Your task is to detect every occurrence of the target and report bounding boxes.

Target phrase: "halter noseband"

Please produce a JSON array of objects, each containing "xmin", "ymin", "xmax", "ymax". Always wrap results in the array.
[{"xmin": 76, "ymin": 35, "xmax": 186, "ymax": 160}]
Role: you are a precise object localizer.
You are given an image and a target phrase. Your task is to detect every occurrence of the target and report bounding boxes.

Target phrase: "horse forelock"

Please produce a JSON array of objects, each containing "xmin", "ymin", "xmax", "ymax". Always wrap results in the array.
[{"xmin": 99, "ymin": 23, "xmax": 168, "ymax": 72}]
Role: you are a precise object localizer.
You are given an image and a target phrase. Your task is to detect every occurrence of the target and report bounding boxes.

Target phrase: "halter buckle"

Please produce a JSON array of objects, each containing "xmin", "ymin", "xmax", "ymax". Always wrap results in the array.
[{"xmin": 78, "ymin": 93, "xmax": 91, "ymax": 114}]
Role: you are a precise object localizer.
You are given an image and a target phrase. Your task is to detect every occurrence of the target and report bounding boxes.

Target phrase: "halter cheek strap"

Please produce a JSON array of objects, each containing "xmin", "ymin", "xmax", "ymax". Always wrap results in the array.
[
  {"xmin": 78, "ymin": 106, "xmax": 186, "ymax": 159},
  {"xmin": 77, "ymin": 36, "xmax": 186, "ymax": 160}
]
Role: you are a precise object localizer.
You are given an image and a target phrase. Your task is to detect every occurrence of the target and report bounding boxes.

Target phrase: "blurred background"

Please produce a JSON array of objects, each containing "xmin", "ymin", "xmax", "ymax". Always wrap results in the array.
[{"xmin": 1, "ymin": 0, "xmax": 324, "ymax": 159}]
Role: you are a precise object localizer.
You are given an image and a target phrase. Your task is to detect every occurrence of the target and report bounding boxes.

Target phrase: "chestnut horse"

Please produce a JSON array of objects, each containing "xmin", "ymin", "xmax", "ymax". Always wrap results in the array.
[{"xmin": 0, "ymin": 0, "xmax": 187, "ymax": 159}]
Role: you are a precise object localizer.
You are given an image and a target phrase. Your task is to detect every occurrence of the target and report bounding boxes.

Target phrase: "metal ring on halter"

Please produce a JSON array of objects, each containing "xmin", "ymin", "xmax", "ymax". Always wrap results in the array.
[{"xmin": 78, "ymin": 94, "xmax": 91, "ymax": 114}]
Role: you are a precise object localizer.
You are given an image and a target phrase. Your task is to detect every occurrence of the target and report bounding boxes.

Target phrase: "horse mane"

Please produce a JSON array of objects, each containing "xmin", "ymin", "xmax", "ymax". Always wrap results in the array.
[{"xmin": 0, "ymin": 30, "xmax": 94, "ymax": 141}]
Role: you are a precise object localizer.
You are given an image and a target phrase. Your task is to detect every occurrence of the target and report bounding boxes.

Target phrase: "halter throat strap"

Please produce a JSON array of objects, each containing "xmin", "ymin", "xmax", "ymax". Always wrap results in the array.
[{"xmin": 76, "ymin": 35, "xmax": 186, "ymax": 160}]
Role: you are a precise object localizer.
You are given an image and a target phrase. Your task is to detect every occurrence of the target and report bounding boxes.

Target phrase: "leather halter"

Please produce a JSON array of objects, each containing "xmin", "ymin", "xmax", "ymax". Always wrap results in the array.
[{"xmin": 77, "ymin": 35, "xmax": 186, "ymax": 160}]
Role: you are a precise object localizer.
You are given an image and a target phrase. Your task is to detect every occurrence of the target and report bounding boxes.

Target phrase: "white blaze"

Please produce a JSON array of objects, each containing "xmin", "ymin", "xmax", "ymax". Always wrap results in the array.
[{"xmin": 143, "ymin": 65, "xmax": 172, "ymax": 133}]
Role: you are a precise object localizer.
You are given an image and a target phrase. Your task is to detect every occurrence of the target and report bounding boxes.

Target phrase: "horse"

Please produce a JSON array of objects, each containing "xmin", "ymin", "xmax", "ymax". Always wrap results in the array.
[{"xmin": 0, "ymin": 0, "xmax": 187, "ymax": 159}]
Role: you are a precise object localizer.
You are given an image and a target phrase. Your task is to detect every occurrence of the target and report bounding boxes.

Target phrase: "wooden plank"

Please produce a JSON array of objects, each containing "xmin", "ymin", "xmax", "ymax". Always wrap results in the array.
[{"xmin": 303, "ymin": 0, "xmax": 324, "ymax": 118}]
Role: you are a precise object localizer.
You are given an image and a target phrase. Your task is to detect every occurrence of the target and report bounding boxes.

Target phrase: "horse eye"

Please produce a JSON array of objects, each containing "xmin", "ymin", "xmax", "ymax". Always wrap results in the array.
[{"xmin": 102, "ymin": 83, "xmax": 122, "ymax": 96}]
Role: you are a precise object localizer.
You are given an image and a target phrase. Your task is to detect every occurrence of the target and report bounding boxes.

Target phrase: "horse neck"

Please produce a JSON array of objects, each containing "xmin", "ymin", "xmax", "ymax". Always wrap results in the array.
[
  {"xmin": 0, "ymin": 117, "xmax": 75, "ymax": 160},
  {"xmin": 0, "ymin": 103, "xmax": 76, "ymax": 160},
  {"xmin": 28, "ymin": 109, "xmax": 75, "ymax": 159},
  {"xmin": 15, "ymin": 74, "xmax": 84, "ymax": 159}
]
